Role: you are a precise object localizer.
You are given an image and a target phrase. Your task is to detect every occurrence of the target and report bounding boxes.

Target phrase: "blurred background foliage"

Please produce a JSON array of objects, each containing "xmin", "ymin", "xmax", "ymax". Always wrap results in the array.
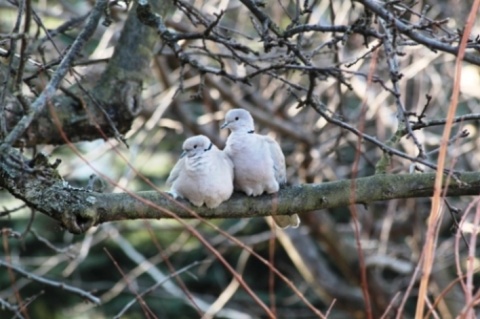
[{"xmin": 1, "ymin": 0, "xmax": 480, "ymax": 318}]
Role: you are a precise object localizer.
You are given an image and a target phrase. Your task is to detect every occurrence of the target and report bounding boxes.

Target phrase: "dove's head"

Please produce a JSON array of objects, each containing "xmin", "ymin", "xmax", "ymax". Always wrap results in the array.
[
  {"xmin": 221, "ymin": 109, "xmax": 254, "ymax": 132},
  {"xmin": 181, "ymin": 135, "xmax": 213, "ymax": 158}
]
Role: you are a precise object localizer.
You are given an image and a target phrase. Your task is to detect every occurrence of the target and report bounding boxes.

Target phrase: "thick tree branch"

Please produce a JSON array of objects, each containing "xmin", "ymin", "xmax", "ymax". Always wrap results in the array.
[{"xmin": 1, "ymin": 146, "xmax": 479, "ymax": 234}]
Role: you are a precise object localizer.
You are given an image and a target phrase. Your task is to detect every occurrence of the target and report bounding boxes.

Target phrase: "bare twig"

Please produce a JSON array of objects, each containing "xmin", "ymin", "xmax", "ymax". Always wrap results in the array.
[
  {"xmin": 114, "ymin": 261, "xmax": 205, "ymax": 319},
  {"xmin": 0, "ymin": 204, "xmax": 26, "ymax": 217},
  {"xmin": 356, "ymin": 0, "xmax": 480, "ymax": 65},
  {"xmin": 0, "ymin": 297, "xmax": 26, "ymax": 319},
  {"xmin": 309, "ymin": 99, "xmax": 441, "ymax": 171},
  {"xmin": 0, "ymin": 259, "xmax": 101, "ymax": 304},
  {"xmin": 378, "ymin": 17, "xmax": 426, "ymax": 159},
  {"xmin": 415, "ymin": 0, "xmax": 480, "ymax": 316}
]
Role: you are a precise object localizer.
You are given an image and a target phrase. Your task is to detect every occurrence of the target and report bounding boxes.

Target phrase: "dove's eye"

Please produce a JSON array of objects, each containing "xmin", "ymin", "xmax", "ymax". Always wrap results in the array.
[
  {"xmin": 193, "ymin": 145, "xmax": 197, "ymax": 149},
  {"xmin": 235, "ymin": 117, "xmax": 239, "ymax": 121}
]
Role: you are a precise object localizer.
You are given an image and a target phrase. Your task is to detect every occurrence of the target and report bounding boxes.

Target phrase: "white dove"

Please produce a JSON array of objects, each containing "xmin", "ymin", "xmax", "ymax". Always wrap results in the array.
[
  {"xmin": 167, "ymin": 135, "xmax": 234, "ymax": 208},
  {"xmin": 221, "ymin": 109, "xmax": 300, "ymax": 228}
]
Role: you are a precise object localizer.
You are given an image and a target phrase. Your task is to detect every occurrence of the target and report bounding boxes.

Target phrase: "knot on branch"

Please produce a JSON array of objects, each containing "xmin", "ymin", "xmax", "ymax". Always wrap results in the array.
[
  {"xmin": 39, "ymin": 184, "xmax": 101, "ymax": 234},
  {"xmin": 125, "ymin": 83, "xmax": 142, "ymax": 116},
  {"xmin": 60, "ymin": 204, "xmax": 97, "ymax": 234}
]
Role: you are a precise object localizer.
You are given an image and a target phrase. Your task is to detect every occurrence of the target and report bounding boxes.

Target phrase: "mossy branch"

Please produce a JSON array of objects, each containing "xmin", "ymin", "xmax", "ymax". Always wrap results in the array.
[
  {"xmin": 96, "ymin": 172, "xmax": 479, "ymax": 224},
  {"xmin": 2, "ymin": 146, "xmax": 479, "ymax": 234}
]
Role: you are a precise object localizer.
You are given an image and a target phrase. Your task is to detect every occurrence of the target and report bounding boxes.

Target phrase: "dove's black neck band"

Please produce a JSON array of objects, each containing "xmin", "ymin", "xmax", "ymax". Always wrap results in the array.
[
  {"xmin": 247, "ymin": 130, "xmax": 254, "ymax": 134},
  {"xmin": 204, "ymin": 143, "xmax": 213, "ymax": 152}
]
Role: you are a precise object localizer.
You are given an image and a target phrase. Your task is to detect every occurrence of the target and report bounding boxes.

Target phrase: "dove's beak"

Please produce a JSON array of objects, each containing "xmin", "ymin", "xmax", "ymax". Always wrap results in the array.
[{"xmin": 220, "ymin": 121, "xmax": 230, "ymax": 129}]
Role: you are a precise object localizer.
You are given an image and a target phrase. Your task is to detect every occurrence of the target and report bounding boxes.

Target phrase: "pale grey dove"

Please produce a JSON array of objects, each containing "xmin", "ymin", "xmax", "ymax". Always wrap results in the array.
[
  {"xmin": 166, "ymin": 135, "xmax": 234, "ymax": 208},
  {"xmin": 221, "ymin": 109, "xmax": 300, "ymax": 228}
]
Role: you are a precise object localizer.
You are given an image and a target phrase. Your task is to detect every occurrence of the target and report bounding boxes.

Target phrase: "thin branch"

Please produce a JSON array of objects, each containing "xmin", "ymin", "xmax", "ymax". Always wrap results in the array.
[
  {"xmin": 0, "ymin": 204, "xmax": 26, "ymax": 217},
  {"xmin": 411, "ymin": 113, "xmax": 480, "ymax": 131},
  {"xmin": 309, "ymin": 100, "xmax": 441, "ymax": 171},
  {"xmin": 282, "ymin": 23, "xmax": 381, "ymax": 38},
  {"xmin": 114, "ymin": 261, "xmax": 204, "ymax": 319},
  {"xmin": 106, "ymin": 225, "xmax": 253, "ymax": 319},
  {"xmin": 0, "ymin": 259, "xmax": 101, "ymax": 305},
  {"xmin": 415, "ymin": 0, "xmax": 480, "ymax": 316},
  {"xmin": 29, "ymin": 228, "xmax": 77, "ymax": 258},
  {"xmin": 0, "ymin": 297, "xmax": 26, "ymax": 319},
  {"xmin": 378, "ymin": 17, "xmax": 425, "ymax": 159},
  {"xmin": 355, "ymin": 0, "xmax": 480, "ymax": 65},
  {"xmin": 0, "ymin": 0, "xmax": 26, "ymax": 137}
]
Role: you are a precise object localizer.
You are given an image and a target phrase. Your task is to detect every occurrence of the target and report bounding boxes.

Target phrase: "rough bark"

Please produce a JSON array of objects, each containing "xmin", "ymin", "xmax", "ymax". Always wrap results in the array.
[{"xmin": 1, "ymin": 145, "xmax": 479, "ymax": 234}]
